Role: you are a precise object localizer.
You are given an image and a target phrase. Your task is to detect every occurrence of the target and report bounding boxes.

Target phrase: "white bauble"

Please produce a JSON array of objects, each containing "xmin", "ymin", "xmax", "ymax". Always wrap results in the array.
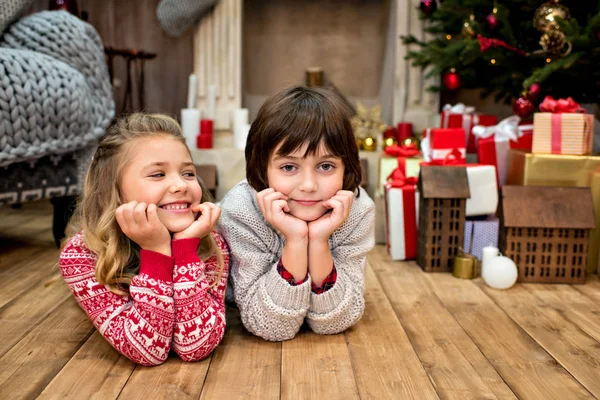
[{"xmin": 482, "ymin": 256, "xmax": 518, "ymax": 290}]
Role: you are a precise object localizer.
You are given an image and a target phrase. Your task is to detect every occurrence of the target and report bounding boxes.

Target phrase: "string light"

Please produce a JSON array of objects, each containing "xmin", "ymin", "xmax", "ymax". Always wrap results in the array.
[
  {"xmin": 446, "ymin": 34, "xmax": 452, "ymax": 40},
  {"xmin": 546, "ymin": 57, "xmax": 552, "ymax": 63},
  {"xmin": 491, "ymin": 58, "xmax": 496, "ymax": 64}
]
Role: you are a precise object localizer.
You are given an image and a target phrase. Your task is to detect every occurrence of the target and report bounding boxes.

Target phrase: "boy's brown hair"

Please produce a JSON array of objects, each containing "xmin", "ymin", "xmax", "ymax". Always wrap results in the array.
[{"xmin": 245, "ymin": 85, "xmax": 362, "ymax": 194}]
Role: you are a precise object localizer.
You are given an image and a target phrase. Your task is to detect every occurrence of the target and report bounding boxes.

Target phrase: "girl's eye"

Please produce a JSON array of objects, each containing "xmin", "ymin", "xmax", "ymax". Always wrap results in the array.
[
  {"xmin": 319, "ymin": 163, "xmax": 336, "ymax": 171},
  {"xmin": 149, "ymin": 173, "xmax": 165, "ymax": 178},
  {"xmin": 183, "ymin": 171, "xmax": 196, "ymax": 177},
  {"xmin": 281, "ymin": 164, "xmax": 296, "ymax": 172}
]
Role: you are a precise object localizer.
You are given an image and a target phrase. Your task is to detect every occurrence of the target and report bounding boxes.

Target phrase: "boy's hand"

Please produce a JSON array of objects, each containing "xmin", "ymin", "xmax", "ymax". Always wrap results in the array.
[
  {"xmin": 256, "ymin": 188, "xmax": 308, "ymax": 242},
  {"xmin": 115, "ymin": 201, "xmax": 171, "ymax": 255},
  {"xmin": 307, "ymin": 190, "xmax": 354, "ymax": 242},
  {"xmin": 173, "ymin": 202, "xmax": 221, "ymax": 240}
]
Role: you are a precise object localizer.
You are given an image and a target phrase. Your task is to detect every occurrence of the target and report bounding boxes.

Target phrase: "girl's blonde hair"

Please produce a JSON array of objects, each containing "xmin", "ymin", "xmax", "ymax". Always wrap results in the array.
[{"xmin": 65, "ymin": 113, "xmax": 224, "ymax": 295}]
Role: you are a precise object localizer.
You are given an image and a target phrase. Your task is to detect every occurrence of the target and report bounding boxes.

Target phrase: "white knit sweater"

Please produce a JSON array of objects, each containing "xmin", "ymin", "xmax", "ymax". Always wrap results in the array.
[{"xmin": 217, "ymin": 180, "xmax": 375, "ymax": 341}]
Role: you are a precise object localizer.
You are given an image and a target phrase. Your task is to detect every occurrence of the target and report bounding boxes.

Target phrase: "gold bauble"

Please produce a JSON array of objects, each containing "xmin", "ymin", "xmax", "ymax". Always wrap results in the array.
[
  {"xmin": 363, "ymin": 137, "xmax": 377, "ymax": 152},
  {"xmin": 401, "ymin": 136, "xmax": 420, "ymax": 149},
  {"xmin": 540, "ymin": 29, "xmax": 566, "ymax": 54},
  {"xmin": 355, "ymin": 137, "xmax": 364, "ymax": 150},
  {"xmin": 383, "ymin": 136, "xmax": 398, "ymax": 149},
  {"xmin": 534, "ymin": 0, "xmax": 570, "ymax": 33},
  {"xmin": 461, "ymin": 20, "xmax": 475, "ymax": 38}
]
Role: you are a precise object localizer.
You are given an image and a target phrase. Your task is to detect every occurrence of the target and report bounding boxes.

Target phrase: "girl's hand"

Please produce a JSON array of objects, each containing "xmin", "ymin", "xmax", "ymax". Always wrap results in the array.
[
  {"xmin": 115, "ymin": 201, "xmax": 171, "ymax": 255},
  {"xmin": 256, "ymin": 188, "xmax": 308, "ymax": 242},
  {"xmin": 308, "ymin": 190, "xmax": 354, "ymax": 242},
  {"xmin": 173, "ymin": 202, "xmax": 221, "ymax": 240}
]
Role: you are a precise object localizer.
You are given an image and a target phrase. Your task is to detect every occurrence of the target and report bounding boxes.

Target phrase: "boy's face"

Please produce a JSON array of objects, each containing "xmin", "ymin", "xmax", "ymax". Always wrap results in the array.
[
  {"xmin": 266, "ymin": 141, "xmax": 344, "ymax": 222},
  {"xmin": 119, "ymin": 136, "xmax": 202, "ymax": 233}
]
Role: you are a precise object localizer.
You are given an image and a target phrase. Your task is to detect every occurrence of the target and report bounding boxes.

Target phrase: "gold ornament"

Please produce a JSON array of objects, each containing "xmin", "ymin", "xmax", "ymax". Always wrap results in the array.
[
  {"xmin": 350, "ymin": 102, "xmax": 386, "ymax": 147},
  {"xmin": 363, "ymin": 137, "xmax": 377, "ymax": 152},
  {"xmin": 355, "ymin": 137, "xmax": 364, "ymax": 150},
  {"xmin": 461, "ymin": 17, "xmax": 475, "ymax": 38},
  {"xmin": 400, "ymin": 136, "xmax": 420, "ymax": 149},
  {"xmin": 540, "ymin": 29, "xmax": 566, "ymax": 54},
  {"xmin": 534, "ymin": 0, "xmax": 569, "ymax": 33},
  {"xmin": 383, "ymin": 136, "xmax": 398, "ymax": 149}
]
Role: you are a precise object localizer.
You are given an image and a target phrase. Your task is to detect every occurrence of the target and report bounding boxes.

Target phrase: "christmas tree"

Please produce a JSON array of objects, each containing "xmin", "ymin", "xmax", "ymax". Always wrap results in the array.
[{"xmin": 403, "ymin": 0, "xmax": 600, "ymax": 111}]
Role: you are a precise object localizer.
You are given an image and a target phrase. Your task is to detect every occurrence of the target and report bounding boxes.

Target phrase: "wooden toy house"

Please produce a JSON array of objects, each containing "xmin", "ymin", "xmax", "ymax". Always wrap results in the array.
[
  {"xmin": 417, "ymin": 166, "xmax": 470, "ymax": 272},
  {"xmin": 499, "ymin": 186, "xmax": 596, "ymax": 284}
]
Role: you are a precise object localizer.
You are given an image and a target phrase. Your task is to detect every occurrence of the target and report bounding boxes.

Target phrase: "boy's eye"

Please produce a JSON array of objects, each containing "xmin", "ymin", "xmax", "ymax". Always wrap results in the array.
[
  {"xmin": 281, "ymin": 164, "xmax": 296, "ymax": 172},
  {"xmin": 183, "ymin": 171, "xmax": 196, "ymax": 177}
]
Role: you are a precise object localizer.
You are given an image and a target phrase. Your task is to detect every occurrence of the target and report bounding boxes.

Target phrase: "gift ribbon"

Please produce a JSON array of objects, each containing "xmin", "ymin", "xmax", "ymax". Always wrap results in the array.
[
  {"xmin": 539, "ymin": 96, "xmax": 585, "ymax": 113},
  {"xmin": 442, "ymin": 103, "xmax": 475, "ymax": 115},
  {"xmin": 384, "ymin": 143, "xmax": 420, "ymax": 158},
  {"xmin": 472, "ymin": 115, "xmax": 520, "ymax": 141},
  {"xmin": 421, "ymin": 148, "xmax": 465, "ymax": 166},
  {"xmin": 385, "ymin": 157, "xmax": 418, "ymax": 260}
]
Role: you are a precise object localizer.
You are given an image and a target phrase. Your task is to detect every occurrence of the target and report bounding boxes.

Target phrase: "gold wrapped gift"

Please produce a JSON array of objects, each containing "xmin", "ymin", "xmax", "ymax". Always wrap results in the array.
[{"xmin": 506, "ymin": 149, "xmax": 600, "ymax": 273}]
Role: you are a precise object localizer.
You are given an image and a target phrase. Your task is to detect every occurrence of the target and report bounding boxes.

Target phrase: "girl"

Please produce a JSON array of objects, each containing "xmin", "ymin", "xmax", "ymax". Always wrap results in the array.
[
  {"xmin": 218, "ymin": 86, "xmax": 375, "ymax": 341},
  {"xmin": 59, "ymin": 113, "xmax": 229, "ymax": 366}
]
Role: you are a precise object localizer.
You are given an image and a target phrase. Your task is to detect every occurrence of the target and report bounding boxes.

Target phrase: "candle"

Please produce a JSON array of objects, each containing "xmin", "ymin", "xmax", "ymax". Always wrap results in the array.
[
  {"xmin": 187, "ymin": 74, "xmax": 197, "ymax": 109},
  {"xmin": 200, "ymin": 119, "xmax": 213, "ymax": 135},
  {"xmin": 181, "ymin": 108, "xmax": 201, "ymax": 149},
  {"xmin": 481, "ymin": 245, "xmax": 501, "ymax": 279},
  {"xmin": 453, "ymin": 254, "xmax": 479, "ymax": 279},
  {"xmin": 232, "ymin": 108, "xmax": 249, "ymax": 150},
  {"xmin": 397, "ymin": 122, "xmax": 413, "ymax": 141},
  {"xmin": 207, "ymin": 84, "xmax": 216, "ymax": 120},
  {"xmin": 197, "ymin": 119, "xmax": 213, "ymax": 149}
]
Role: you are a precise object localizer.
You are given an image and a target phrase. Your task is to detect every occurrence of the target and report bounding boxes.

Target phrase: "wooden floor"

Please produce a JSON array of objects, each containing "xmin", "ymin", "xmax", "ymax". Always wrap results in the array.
[{"xmin": 2, "ymin": 201, "xmax": 600, "ymax": 399}]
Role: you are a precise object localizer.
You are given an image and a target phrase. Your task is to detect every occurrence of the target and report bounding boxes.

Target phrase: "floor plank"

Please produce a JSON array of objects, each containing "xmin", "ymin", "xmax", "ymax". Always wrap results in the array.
[
  {"xmin": 37, "ymin": 331, "xmax": 135, "ymax": 400},
  {"xmin": 0, "ymin": 298, "xmax": 94, "ymax": 400},
  {"xmin": 479, "ymin": 281, "xmax": 600, "ymax": 398},
  {"xmin": 198, "ymin": 307, "xmax": 281, "ymax": 399},
  {"xmin": 369, "ymin": 248, "xmax": 516, "ymax": 400},
  {"xmin": 0, "ymin": 269, "xmax": 71, "ymax": 357},
  {"xmin": 281, "ymin": 332, "xmax": 359, "ymax": 400},
  {"xmin": 425, "ymin": 270, "xmax": 593, "ymax": 399},
  {"xmin": 118, "ymin": 355, "xmax": 212, "ymax": 399},
  {"xmin": 346, "ymin": 263, "xmax": 439, "ymax": 399}
]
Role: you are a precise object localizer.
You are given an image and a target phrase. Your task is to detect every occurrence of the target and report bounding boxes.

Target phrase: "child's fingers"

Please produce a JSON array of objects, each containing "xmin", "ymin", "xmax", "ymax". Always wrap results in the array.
[
  {"xmin": 271, "ymin": 199, "xmax": 288, "ymax": 215},
  {"xmin": 115, "ymin": 206, "xmax": 129, "ymax": 233},
  {"xmin": 133, "ymin": 202, "xmax": 148, "ymax": 226},
  {"xmin": 147, "ymin": 204, "xmax": 162, "ymax": 227},
  {"xmin": 210, "ymin": 207, "xmax": 221, "ymax": 227},
  {"xmin": 256, "ymin": 188, "xmax": 275, "ymax": 214}
]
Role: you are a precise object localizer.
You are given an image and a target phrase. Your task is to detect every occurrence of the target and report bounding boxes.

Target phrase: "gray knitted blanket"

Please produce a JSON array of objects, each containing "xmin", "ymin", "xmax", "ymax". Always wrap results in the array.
[{"xmin": 0, "ymin": 11, "xmax": 114, "ymax": 167}]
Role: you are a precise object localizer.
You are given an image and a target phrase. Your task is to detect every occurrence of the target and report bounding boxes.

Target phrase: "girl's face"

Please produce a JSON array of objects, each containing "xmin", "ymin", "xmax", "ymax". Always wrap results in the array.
[
  {"xmin": 119, "ymin": 136, "xmax": 202, "ymax": 233},
  {"xmin": 267, "ymin": 141, "xmax": 344, "ymax": 222}
]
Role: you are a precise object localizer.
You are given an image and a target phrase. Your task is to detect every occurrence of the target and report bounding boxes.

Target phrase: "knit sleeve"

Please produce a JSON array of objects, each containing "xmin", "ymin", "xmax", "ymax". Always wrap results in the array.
[
  {"xmin": 217, "ymin": 182, "xmax": 311, "ymax": 341},
  {"xmin": 306, "ymin": 189, "xmax": 375, "ymax": 335},
  {"xmin": 170, "ymin": 233, "xmax": 229, "ymax": 362},
  {"xmin": 59, "ymin": 233, "xmax": 175, "ymax": 366}
]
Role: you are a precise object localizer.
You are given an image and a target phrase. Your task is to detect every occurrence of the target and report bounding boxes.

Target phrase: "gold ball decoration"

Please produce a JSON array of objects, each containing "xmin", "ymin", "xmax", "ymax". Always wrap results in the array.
[
  {"xmin": 540, "ymin": 29, "xmax": 566, "ymax": 54},
  {"xmin": 461, "ymin": 15, "xmax": 476, "ymax": 38},
  {"xmin": 363, "ymin": 137, "xmax": 378, "ymax": 152},
  {"xmin": 533, "ymin": 0, "xmax": 570, "ymax": 33},
  {"xmin": 383, "ymin": 136, "xmax": 398, "ymax": 150},
  {"xmin": 355, "ymin": 137, "xmax": 364, "ymax": 150},
  {"xmin": 400, "ymin": 136, "xmax": 420, "ymax": 149}
]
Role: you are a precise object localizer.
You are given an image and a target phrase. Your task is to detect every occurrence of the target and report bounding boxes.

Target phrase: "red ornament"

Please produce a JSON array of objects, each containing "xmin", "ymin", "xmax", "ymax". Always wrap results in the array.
[
  {"xmin": 527, "ymin": 83, "xmax": 541, "ymax": 101},
  {"xmin": 419, "ymin": 0, "xmax": 437, "ymax": 16},
  {"xmin": 513, "ymin": 97, "xmax": 534, "ymax": 118},
  {"xmin": 485, "ymin": 13, "xmax": 500, "ymax": 31},
  {"xmin": 443, "ymin": 70, "xmax": 461, "ymax": 90}
]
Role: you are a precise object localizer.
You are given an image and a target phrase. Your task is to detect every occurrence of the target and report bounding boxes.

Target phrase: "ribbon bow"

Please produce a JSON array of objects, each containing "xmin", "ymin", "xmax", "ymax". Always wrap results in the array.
[
  {"xmin": 422, "ymin": 148, "xmax": 465, "ymax": 166},
  {"xmin": 539, "ymin": 96, "xmax": 585, "ymax": 113},
  {"xmin": 442, "ymin": 103, "xmax": 475, "ymax": 115},
  {"xmin": 384, "ymin": 143, "xmax": 420, "ymax": 158},
  {"xmin": 385, "ymin": 157, "xmax": 418, "ymax": 189},
  {"xmin": 472, "ymin": 115, "xmax": 520, "ymax": 141}
]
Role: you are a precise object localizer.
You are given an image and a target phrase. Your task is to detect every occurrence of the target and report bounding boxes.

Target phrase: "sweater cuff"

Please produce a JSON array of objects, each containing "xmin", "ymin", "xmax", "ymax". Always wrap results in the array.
[
  {"xmin": 140, "ymin": 249, "xmax": 174, "ymax": 283},
  {"xmin": 264, "ymin": 265, "xmax": 311, "ymax": 310},
  {"xmin": 310, "ymin": 273, "xmax": 347, "ymax": 314},
  {"xmin": 171, "ymin": 238, "xmax": 201, "ymax": 263}
]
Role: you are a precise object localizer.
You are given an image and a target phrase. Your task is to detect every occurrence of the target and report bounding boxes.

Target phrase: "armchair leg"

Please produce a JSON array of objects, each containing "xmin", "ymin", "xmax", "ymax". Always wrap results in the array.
[{"xmin": 51, "ymin": 195, "xmax": 77, "ymax": 248}]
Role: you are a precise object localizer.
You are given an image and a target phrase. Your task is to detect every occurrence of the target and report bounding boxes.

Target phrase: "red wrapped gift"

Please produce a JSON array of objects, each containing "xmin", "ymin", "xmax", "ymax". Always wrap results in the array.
[
  {"xmin": 473, "ymin": 116, "xmax": 521, "ymax": 186},
  {"xmin": 441, "ymin": 103, "xmax": 498, "ymax": 153},
  {"xmin": 421, "ymin": 128, "xmax": 466, "ymax": 164},
  {"xmin": 384, "ymin": 157, "xmax": 418, "ymax": 260},
  {"xmin": 510, "ymin": 120, "xmax": 533, "ymax": 151}
]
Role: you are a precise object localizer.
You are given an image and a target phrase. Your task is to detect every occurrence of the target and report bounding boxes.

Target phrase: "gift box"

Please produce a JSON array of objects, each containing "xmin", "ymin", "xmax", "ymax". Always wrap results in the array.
[
  {"xmin": 532, "ymin": 113, "xmax": 593, "ymax": 155},
  {"xmin": 532, "ymin": 96, "xmax": 594, "ymax": 155},
  {"xmin": 464, "ymin": 217, "xmax": 499, "ymax": 261},
  {"xmin": 506, "ymin": 149, "xmax": 600, "ymax": 273},
  {"xmin": 378, "ymin": 156, "xmax": 422, "ymax": 195},
  {"xmin": 421, "ymin": 128, "xmax": 466, "ymax": 164},
  {"xmin": 384, "ymin": 157, "xmax": 419, "ymax": 260},
  {"xmin": 441, "ymin": 103, "xmax": 498, "ymax": 153},
  {"xmin": 384, "ymin": 183, "xmax": 419, "ymax": 260},
  {"xmin": 510, "ymin": 121, "xmax": 533, "ymax": 151},
  {"xmin": 465, "ymin": 165, "xmax": 498, "ymax": 216}
]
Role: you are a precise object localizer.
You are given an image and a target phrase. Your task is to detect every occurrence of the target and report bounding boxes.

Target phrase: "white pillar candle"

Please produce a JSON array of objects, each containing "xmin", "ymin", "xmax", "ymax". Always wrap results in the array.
[
  {"xmin": 207, "ymin": 84, "xmax": 216, "ymax": 120},
  {"xmin": 232, "ymin": 108, "xmax": 249, "ymax": 149},
  {"xmin": 181, "ymin": 108, "xmax": 201, "ymax": 149},
  {"xmin": 187, "ymin": 74, "xmax": 197, "ymax": 109},
  {"xmin": 481, "ymin": 245, "xmax": 501, "ymax": 281},
  {"xmin": 234, "ymin": 123, "xmax": 251, "ymax": 150}
]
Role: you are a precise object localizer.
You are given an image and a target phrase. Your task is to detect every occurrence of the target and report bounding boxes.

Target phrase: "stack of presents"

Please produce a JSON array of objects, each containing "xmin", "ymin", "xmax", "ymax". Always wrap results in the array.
[{"xmin": 382, "ymin": 97, "xmax": 599, "ymax": 284}]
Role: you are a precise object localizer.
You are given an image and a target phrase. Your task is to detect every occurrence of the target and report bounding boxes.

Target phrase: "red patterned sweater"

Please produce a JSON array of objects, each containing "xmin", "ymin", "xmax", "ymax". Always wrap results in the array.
[{"xmin": 59, "ymin": 232, "xmax": 230, "ymax": 366}]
